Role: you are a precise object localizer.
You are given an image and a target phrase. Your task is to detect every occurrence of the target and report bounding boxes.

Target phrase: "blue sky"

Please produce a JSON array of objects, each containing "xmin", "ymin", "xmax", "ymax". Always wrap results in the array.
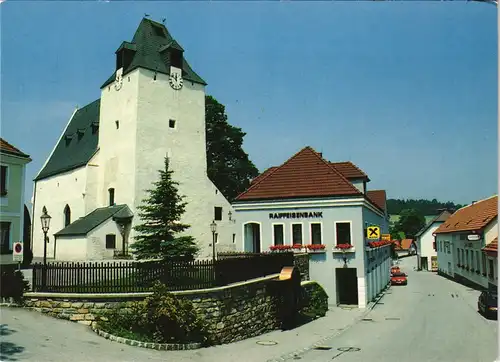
[{"xmin": 2, "ymin": 1, "xmax": 497, "ymax": 207}]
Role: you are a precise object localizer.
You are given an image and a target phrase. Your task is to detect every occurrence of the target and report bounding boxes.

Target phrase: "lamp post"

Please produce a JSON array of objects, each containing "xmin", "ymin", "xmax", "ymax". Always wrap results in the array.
[
  {"xmin": 40, "ymin": 206, "xmax": 51, "ymax": 289},
  {"xmin": 210, "ymin": 220, "xmax": 217, "ymax": 264}
]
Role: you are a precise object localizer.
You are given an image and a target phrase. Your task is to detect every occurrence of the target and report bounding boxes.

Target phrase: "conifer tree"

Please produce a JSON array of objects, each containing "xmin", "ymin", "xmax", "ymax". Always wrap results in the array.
[{"xmin": 131, "ymin": 156, "xmax": 199, "ymax": 260}]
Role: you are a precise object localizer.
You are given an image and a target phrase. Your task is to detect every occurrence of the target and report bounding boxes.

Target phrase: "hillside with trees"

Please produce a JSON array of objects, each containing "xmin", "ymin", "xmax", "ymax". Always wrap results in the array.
[{"xmin": 387, "ymin": 198, "xmax": 464, "ymax": 216}]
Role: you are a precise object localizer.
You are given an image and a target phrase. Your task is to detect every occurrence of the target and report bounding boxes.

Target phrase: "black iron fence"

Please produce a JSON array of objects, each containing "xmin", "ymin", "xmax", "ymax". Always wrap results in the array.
[{"xmin": 31, "ymin": 252, "xmax": 295, "ymax": 293}]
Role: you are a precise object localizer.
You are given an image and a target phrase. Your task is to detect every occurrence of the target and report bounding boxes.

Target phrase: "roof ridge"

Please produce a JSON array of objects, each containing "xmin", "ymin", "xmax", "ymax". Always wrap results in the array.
[
  {"xmin": 312, "ymin": 149, "xmax": 362, "ymax": 195},
  {"xmin": 235, "ymin": 147, "xmax": 311, "ymax": 200},
  {"xmin": 235, "ymin": 146, "xmax": 362, "ymax": 200}
]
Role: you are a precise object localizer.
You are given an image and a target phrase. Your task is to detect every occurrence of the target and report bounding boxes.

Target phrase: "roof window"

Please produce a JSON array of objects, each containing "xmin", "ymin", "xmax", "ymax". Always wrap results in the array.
[
  {"xmin": 77, "ymin": 129, "xmax": 85, "ymax": 141},
  {"xmin": 64, "ymin": 135, "xmax": 73, "ymax": 146},
  {"xmin": 153, "ymin": 24, "xmax": 165, "ymax": 37}
]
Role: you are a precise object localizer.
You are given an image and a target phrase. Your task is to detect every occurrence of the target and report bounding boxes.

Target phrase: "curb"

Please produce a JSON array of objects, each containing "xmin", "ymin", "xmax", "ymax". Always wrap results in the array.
[
  {"xmin": 91, "ymin": 326, "xmax": 203, "ymax": 351},
  {"xmin": 266, "ymin": 282, "xmax": 391, "ymax": 362}
]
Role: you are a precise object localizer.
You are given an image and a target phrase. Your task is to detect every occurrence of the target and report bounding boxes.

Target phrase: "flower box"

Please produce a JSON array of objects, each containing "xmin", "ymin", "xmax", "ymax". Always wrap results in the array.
[
  {"xmin": 305, "ymin": 244, "xmax": 326, "ymax": 253},
  {"xmin": 269, "ymin": 245, "xmax": 292, "ymax": 252},
  {"xmin": 367, "ymin": 240, "xmax": 392, "ymax": 248},
  {"xmin": 333, "ymin": 243, "xmax": 355, "ymax": 253}
]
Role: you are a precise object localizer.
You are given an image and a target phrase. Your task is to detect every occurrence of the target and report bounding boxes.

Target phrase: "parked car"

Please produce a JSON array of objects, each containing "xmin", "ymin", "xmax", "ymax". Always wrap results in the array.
[
  {"xmin": 478, "ymin": 290, "xmax": 498, "ymax": 319},
  {"xmin": 390, "ymin": 266, "xmax": 401, "ymax": 276},
  {"xmin": 391, "ymin": 272, "xmax": 408, "ymax": 286}
]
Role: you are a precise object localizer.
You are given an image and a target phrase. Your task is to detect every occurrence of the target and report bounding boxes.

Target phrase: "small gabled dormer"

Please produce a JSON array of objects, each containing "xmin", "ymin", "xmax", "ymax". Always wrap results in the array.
[
  {"xmin": 159, "ymin": 40, "xmax": 184, "ymax": 71},
  {"xmin": 77, "ymin": 128, "xmax": 85, "ymax": 141},
  {"xmin": 115, "ymin": 41, "xmax": 137, "ymax": 72},
  {"xmin": 64, "ymin": 134, "xmax": 73, "ymax": 146},
  {"xmin": 91, "ymin": 121, "xmax": 99, "ymax": 135}
]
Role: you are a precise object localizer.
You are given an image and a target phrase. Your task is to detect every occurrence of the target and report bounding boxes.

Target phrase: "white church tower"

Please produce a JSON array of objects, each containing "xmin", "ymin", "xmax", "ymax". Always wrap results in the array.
[{"xmin": 32, "ymin": 18, "xmax": 236, "ymax": 261}]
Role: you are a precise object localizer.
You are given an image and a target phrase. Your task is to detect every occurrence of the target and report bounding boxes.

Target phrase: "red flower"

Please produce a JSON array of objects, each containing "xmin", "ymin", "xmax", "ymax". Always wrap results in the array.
[
  {"xmin": 306, "ymin": 244, "xmax": 326, "ymax": 250},
  {"xmin": 292, "ymin": 244, "xmax": 303, "ymax": 250},
  {"xmin": 335, "ymin": 243, "xmax": 353, "ymax": 250},
  {"xmin": 269, "ymin": 245, "xmax": 292, "ymax": 251}
]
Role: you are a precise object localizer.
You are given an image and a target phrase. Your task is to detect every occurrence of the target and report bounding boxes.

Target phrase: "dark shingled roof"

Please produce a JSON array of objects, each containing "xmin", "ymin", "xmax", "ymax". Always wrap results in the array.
[
  {"xmin": 35, "ymin": 99, "xmax": 100, "ymax": 181},
  {"xmin": 54, "ymin": 204, "xmax": 133, "ymax": 237},
  {"xmin": 101, "ymin": 18, "xmax": 206, "ymax": 89}
]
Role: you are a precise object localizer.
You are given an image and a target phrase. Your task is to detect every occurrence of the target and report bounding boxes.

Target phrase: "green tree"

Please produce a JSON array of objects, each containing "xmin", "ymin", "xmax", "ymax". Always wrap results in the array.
[
  {"xmin": 205, "ymin": 95, "xmax": 259, "ymax": 201},
  {"xmin": 393, "ymin": 208, "xmax": 426, "ymax": 239},
  {"xmin": 132, "ymin": 156, "xmax": 199, "ymax": 260}
]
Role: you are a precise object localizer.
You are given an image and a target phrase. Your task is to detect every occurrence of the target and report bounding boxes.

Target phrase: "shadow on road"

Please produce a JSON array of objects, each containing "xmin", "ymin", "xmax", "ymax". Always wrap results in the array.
[{"xmin": 0, "ymin": 324, "xmax": 25, "ymax": 361}]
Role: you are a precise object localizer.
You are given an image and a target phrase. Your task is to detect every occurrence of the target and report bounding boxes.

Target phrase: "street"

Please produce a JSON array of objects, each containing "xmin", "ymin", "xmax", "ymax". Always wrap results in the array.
[
  {"xmin": 285, "ymin": 256, "xmax": 498, "ymax": 362},
  {"xmin": 1, "ymin": 257, "xmax": 497, "ymax": 362}
]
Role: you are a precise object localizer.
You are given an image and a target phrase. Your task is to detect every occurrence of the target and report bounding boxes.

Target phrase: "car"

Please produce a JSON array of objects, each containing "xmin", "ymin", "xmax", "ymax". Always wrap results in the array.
[
  {"xmin": 391, "ymin": 272, "xmax": 407, "ymax": 286},
  {"xmin": 390, "ymin": 266, "xmax": 401, "ymax": 275},
  {"xmin": 478, "ymin": 290, "xmax": 498, "ymax": 319}
]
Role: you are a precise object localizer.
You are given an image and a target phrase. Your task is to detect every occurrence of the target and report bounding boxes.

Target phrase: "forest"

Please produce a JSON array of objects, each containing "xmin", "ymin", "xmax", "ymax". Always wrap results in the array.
[{"xmin": 386, "ymin": 198, "xmax": 464, "ymax": 216}]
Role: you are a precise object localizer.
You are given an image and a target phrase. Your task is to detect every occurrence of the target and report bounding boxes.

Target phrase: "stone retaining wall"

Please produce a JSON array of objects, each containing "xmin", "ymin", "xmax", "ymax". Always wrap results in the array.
[
  {"xmin": 294, "ymin": 253, "xmax": 310, "ymax": 281},
  {"xmin": 23, "ymin": 274, "xmax": 282, "ymax": 345}
]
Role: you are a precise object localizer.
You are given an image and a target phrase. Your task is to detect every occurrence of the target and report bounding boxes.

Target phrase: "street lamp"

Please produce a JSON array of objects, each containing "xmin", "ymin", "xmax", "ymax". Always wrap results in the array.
[
  {"xmin": 210, "ymin": 220, "xmax": 217, "ymax": 264},
  {"xmin": 40, "ymin": 206, "xmax": 51, "ymax": 289}
]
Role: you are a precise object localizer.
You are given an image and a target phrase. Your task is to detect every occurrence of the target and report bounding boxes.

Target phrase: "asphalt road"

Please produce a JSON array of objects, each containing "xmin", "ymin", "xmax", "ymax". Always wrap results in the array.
[{"xmin": 287, "ymin": 256, "xmax": 499, "ymax": 362}]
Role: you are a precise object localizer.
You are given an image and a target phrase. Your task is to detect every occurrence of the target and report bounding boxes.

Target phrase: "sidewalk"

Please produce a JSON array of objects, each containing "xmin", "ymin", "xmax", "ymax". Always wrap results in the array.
[{"xmin": 191, "ymin": 289, "xmax": 389, "ymax": 362}]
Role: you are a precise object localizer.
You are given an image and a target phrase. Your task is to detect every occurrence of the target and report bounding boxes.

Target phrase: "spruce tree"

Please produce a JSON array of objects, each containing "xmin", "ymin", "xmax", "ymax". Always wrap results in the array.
[{"xmin": 131, "ymin": 156, "xmax": 199, "ymax": 260}]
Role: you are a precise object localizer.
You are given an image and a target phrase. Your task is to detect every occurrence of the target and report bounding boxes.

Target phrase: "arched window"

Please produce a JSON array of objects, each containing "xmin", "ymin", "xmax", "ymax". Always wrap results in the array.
[
  {"xmin": 108, "ymin": 188, "xmax": 115, "ymax": 206},
  {"xmin": 64, "ymin": 204, "xmax": 71, "ymax": 227}
]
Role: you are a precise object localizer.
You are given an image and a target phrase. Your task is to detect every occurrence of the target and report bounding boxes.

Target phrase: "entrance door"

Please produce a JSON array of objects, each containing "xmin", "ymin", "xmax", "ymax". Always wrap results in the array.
[
  {"xmin": 421, "ymin": 257, "xmax": 428, "ymax": 271},
  {"xmin": 336, "ymin": 268, "xmax": 358, "ymax": 306},
  {"xmin": 244, "ymin": 223, "xmax": 261, "ymax": 253}
]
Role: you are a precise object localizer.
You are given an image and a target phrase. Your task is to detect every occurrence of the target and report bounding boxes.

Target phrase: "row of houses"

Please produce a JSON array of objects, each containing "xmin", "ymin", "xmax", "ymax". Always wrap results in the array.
[{"xmin": 415, "ymin": 196, "xmax": 498, "ymax": 293}]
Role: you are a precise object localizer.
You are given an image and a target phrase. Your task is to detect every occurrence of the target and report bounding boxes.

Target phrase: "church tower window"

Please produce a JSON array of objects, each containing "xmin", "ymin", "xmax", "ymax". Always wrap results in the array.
[{"xmin": 64, "ymin": 204, "xmax": 71, "ymax": 227}]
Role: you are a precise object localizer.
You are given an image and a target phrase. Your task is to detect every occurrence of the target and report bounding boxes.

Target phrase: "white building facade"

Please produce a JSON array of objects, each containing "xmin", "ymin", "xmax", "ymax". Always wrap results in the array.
[
  {"xmin": 415, "ymin": 210, "xmax": 451, "ymax": 271},
  {"xmin": 233, "ymin": 146, "xmax": 391, "ymax": 308},
  {"xmin": 435, "ymin": 196, "xmax": 498, "ymax": 290},
  {"xmin": 32, "ymin": 18, "xmax": 236, "ymax": 261}
]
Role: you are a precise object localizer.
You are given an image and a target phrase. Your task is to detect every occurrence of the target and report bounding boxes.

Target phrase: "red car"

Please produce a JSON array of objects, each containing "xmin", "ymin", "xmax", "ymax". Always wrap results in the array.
[
  {"xmin": 391, "ymin": 272, "xmax": 408, "ymax": 286},
  {"xmin": 390, "ymin": 266, "xmax": 401, "ymax": 276}
]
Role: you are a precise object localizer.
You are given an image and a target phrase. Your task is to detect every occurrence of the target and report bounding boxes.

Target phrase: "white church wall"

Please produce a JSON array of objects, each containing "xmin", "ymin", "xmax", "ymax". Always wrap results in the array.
[
  {"xmin": 32, "ymin": 167, "xmax": 87, "ymax": 259},
  {"xmin": 54, "ymin": 236, "xmax": 87, "ymax": 261},
  {"xmin": 97, "ymin": 68, "xmax": 139, "ymax": 213},
  {"xmin": 86, "ymin": 218, "xmax": 124, "ymax": 260},
  {"xmin": 84, "ymin": 151, "xmax": 100, "ymax": 214},
  {"xmin": 131, "ymin": 68, "xmax": 235, "ymax": 258}
]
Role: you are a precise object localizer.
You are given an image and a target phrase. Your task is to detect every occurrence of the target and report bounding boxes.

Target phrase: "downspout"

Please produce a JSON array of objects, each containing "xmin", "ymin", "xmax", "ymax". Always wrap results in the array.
[{"xmin": 31, "ymin": 181, "xmax": 37, "ymax": 253}]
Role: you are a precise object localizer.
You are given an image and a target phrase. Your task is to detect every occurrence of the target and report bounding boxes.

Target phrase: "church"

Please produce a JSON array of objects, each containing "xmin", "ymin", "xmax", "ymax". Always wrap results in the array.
[{"xmin": 32, "ymin": 18, "xmax": 236, "ymax": 261}]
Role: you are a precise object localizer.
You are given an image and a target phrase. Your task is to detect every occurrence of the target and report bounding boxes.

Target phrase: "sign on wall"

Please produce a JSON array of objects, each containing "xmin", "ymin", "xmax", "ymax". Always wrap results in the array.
[
  {"xmin": 381, "ymin": 234, "xmax": 391, "ymax": 241},
  {"xmin": 269, "ymin": 212, "xmax": 323, "ymax": 220},
  {"xmin": 13, "ymin": 241, "xmax": 23, "ymax": 263},
  {"xmin": 367, "ymin": 226, "xmax": 380, "ymax": 240}
]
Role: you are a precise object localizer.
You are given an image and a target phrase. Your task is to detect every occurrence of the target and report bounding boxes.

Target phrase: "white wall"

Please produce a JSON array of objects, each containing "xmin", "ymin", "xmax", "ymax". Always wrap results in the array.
[
  {"xmin": 436, "ymin": 234, "xmax": 454, "ymax": 277},
  {"xmin": 54, "ymin": 236, "xmax": 87, "ymax": 260},
  {"xmin": 417, "ymin": 223, "xmax": 442, "ymax": 270},
  {"xmin": 32, "ymin": 167, "xmax": 87, "ymax": 259},
  {"xmin": 133, "ymin": 68, "xmax": 235, "ymax": 258}
]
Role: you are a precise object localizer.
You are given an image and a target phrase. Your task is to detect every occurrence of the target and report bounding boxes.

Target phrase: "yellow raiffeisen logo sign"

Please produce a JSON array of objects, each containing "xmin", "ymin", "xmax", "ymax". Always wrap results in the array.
[{"xmin": 366, "ymin": 226, "xmax": 380, "ymax": 239}]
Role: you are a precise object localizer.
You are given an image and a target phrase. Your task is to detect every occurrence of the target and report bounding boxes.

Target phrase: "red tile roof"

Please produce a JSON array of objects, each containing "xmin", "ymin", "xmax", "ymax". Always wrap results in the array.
[
  {"xmin": 367, "ymin": 190, "xmax": 387, "ymax": 211},
  {"xmin": 250, "ymin": 167, "xmax": 277, "ymax": 185},
  {"xmin": 0, "ymin": 138, "xmax": 30, "ymax": 158},
  {"xmin": 482, "ymin": 237, "xmax": 498, "ymax": 255},
  {"xmin": 434, "ymin": 196, "xmax": 498, "ymax": 234},
  {"xmin": 400, "ymin": 239, "xmax": 414, "ymax": 250},
  {"xmin": 330, "ymin": 161, "xmax": 369, "ymax": 181},
  {"xmin": 235, "ymin": 146, "xmax": 362, "ymax": 201}
]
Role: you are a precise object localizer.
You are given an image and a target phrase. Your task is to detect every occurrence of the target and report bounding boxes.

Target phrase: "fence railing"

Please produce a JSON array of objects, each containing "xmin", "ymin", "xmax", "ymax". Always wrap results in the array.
[{"xmin": 31, "ymin": 252, "xmax": 295, "ymax": 293}]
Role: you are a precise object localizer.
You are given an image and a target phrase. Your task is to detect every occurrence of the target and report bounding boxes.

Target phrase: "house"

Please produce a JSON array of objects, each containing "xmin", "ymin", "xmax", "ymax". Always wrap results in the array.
[
  {"xmin": 434, "ymin": 195, "xmax": 498, "ymax": 290},
  {"xmin": 415, "ymin": 210, "xmax": 452, "ymax": 271},
  {"xmin": 232, "ymin": 146, "xmax": 392, "ymax": 308},
  {"xmin": 0, "ymin": 138, "xmax": 32, "ymax": 263},
  {"xmin": 31, "ymin": 18, "xmax": 236, "ymax": 261},
  {"xmin": 399, "ymin": 238, "xmax": 417, "ymax": 255},
  {"xmin": 482, "ymin": 236, "xmax": 498, "ymax": 293}
]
